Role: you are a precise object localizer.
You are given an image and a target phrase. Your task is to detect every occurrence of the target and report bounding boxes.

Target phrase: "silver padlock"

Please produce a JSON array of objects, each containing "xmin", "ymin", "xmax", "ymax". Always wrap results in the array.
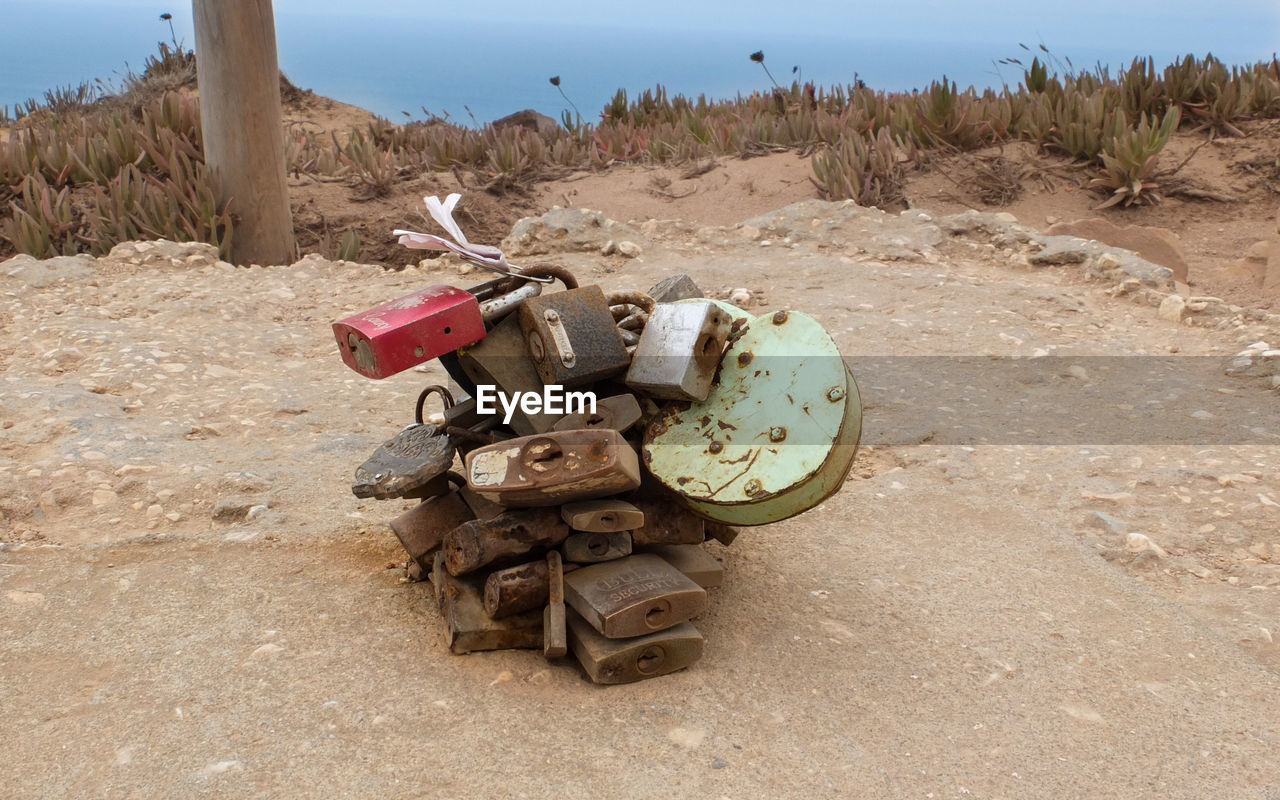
[{"xmin": 624, "ymin": 300, "xmax": 733, "ymax": 402}]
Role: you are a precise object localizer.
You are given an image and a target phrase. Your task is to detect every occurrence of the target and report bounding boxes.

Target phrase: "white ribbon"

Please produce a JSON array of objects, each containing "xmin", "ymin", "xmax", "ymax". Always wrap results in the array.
[{"xmin": 392, "ymin": 193, "xmax": 509, "ymax": 269}]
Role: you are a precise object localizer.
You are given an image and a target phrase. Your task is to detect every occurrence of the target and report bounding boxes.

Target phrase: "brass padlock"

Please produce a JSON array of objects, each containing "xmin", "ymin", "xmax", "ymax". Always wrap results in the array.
[
  {"xmin": 518, "ymin": 285, "xmax": 630, "ymax": 387},
  {"xmin": 567, "ymin": 612, "xmax": 703, "ymax": 684},
  {"xmin": 443, "ymin": 507, "xmax": 569, "ymax": 576},
  {"xmin": 562, "ymin": 530, "xmax": 632, "ymax": 564},
  {"xmin": 389, "ymin": 488, "xmax": 475, "ymax": 574},
  {"xmin": 432, "ymin": 553, "xmax": 543, "ymax": 654},
  {"xmin": 456, "ymin": 313, "xmax": 561, "ymax": 436},
  {"xmin": 544, "ymin": 551, "xmax": 567, "ymax": 659},
  {"xmin": 639, "ymin": 544, "xmax": 723, "ymax": 589},
  {"xmin": 625, "ymin": 301, "xmax": 732, "ymax": 402},
  {"xmin": 560, "ymin": 498, "xmax": 644, "ymax": 532},
  {"xmin": 563, "ymin": 553, "xmax": 706, "ymax": 638},
  {"xmin": 464, "ymin": 429, "xmax": 641, "ymax": 507},
  {"xmin": 551, "ymin": 393, "xmax": 643, "ymax": 434},
  {"xmin": 351, "ymin": 423, "xmax": 454, "ymax": 500}
]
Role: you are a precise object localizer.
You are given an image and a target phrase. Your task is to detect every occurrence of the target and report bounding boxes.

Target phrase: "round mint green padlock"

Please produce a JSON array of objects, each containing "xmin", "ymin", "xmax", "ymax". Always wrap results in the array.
[{"xmin": 641, "ymin": 310, "xmax": 861, "ymax": 526}]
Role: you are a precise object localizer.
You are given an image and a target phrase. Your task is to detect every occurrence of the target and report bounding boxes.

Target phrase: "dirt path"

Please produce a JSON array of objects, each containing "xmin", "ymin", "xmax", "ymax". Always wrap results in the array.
[{"xmin": 3, "ymin": 203, "xmax": 1280, "ymax": 798}]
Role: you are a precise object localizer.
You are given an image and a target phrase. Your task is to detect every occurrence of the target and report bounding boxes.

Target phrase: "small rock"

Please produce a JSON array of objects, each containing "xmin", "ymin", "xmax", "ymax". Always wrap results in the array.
[
  {"xmin": 728, "ymin": 288, "xmax": 752, "ymax": 308},
  {"xmin": 712, "ymin": 758, "xmax": 728, "ymax": 769},
  {"xmin": 1157, "ymin": 294, "xmax": 1186, "ymax": 322},
  {"xmin": 91, "ymin": 489, "xmax": 118, "ymax": 506},
  {"xmin": 1125, "ymin": 532, "xmax": 1168, "ymax": 557},
  {"xmin": 1086, "ymin": 510, "xmax": 1127, "ymax": 533},
  {"xmin": 617, "ymin": 240, "xmax": 642, "ymax": 258},
  {"xmin": 212, "ymin": 495, "xmax": 270, "ymax": 522},
  {"xmin": 600, "ymin": 240, "xmax": 617, "ymax": 256},
  {"xmin": 146, "ymin": 504, "xmax": 164, "ymax": 519}
]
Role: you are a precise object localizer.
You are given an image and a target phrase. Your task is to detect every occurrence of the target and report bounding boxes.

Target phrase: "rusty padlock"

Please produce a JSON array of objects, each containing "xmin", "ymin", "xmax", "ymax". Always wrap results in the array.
[
  {"xmin": 389, "ymin": 485, "xmax": 475, "ymax": 574},
  {"xmin": 443, "ymin": 506, "xmax": 569, "ymax": 575},
  {"xmin": 551, "ymin": 393, "xmax": 643, "ymax": 434},
  {"xmin": 351, "ymin": 422, "xmax": 454, "ymax": 500},
  {"xmin": 456, "ymin": 313, "xmax": 562, "ymax": 436},
  {"xmin": 483, "ymin": 558, "xmax": 550, "ymax": 619},
  {"xmin": 332, "ymin": 285, "xmax": 486, "ymax": 379},
  {"xmin": 518, "ymin": 285, "xmax": 630, "ymax": 387},
  {"xmin": 625, "ymin": 301, "xmax": 733, "ymax": 402},
  {"xmin": 464, "ymin": 429, "xmax": 641, "ymax": 507},
  {"xmin": 563, "ymin": 553, "xmax": 706, "ymax": 638},
  {"xmin": 432, "ymin": 553, "xmax": 543, "ymax": 654},
  {"xmin": 626, "ymin": 485, "xmax": 705, "ymax": 545},
  {"xmin": 567, "ymin": 612, "xmax": 703, "ymax": 684},
  {"xmin": 561, "ymin": 530, "xmax": 632, "ymax": 564}
]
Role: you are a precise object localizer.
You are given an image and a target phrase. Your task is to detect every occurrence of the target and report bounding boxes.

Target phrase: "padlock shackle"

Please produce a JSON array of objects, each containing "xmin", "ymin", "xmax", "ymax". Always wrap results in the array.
[
  {"xmin": 414, "ymin": 385, "xmax": 456, "ymax": 425},
  {"xmin": 494, "ymin": 263, "xmax": 579, "ymax": 294}
]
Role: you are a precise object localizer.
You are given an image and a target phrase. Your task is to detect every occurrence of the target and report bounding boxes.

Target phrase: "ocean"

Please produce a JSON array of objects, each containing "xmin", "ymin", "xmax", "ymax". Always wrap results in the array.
[{"xmin": 3, "ymin": 2, "xmax": 1277, "ymax": 126}]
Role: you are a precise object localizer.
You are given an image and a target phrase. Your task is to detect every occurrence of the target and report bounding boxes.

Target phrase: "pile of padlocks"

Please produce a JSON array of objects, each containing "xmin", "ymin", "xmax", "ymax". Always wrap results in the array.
[{"xmin": 331, "ymin": 199, "xmax": 861, "ymax": 684}]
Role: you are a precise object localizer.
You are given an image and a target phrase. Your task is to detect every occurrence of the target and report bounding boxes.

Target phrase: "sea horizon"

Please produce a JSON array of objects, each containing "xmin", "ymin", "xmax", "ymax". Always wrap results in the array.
[{"xmin": 4, "ymin": 2, "xmax": 1278, "ymax": 126}]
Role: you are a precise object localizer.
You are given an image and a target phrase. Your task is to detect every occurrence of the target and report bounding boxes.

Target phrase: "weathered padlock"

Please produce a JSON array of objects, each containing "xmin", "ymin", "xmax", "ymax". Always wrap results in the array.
[
  {"xmin": 467, "ymin": 276, "xmax": 544, "ymax": 324},
  {"xmin": 483, "ymin": 558, "xmax": 550, "ymax": 619},
  {"xmin": 351, "ymin": 423, "xmax": 454, "ymax": 500},
  {"xmin": 563, "ymin": 553, "xmax": 706, "ymax": 638},
  {"xmin": 544, "ymin": 551, "xmax": 567, "ymax": 659},
  {"xmin": 643, "ymin": 310, "xmax": 862, "ymax": 526},
  {"xmin": 389, "ymin": 487, "xmax": 475, "ymax": 574},
  {"xmin": 456, "ymin": 313, "xmax": 562, "ymax": 436},
  {"xmin": 443, "ymin": 507, "xmax": 569, "ymax": 575},
  {"xmin": 432, "ymin": 553, "xmax": 543, "ymax": 654},
  {"xmin": 639, "ymin": 544, "xmax": 723, "ymax": 589},
  {"xmin": 332, "ymin": 285, "xmax": 486, "ymax": 379},
  {"xmin": 464, "ymin": 429, "xmax": 641, "ymax": 507},
  {"xmin": 567, "ymin": 612, "xmax": 703, "ymax": 684},
  {"xmin": 560, "ymin": 498, "xmax": 644, "ymax": 532},
  {"xmin": 704, "ymin": 521, "xmax": 740, "ymax": 546},
  {"xmin": 625, "ymin": 301, "xmax": 733, "ymax": 402},
  {"xmin": 627, "ymin": 486, "xmax": 705, "ymax": 545},
  {"xmin": 551, "ymin": 393, "xmax": 643, "ymax": 434},
  {"xmin": 561, "ymin": 530, "xmax": 632, "ymax": 563},
  {"xmin": 518, "ymin": 285, "xmax": 630, "ymax": 387}
]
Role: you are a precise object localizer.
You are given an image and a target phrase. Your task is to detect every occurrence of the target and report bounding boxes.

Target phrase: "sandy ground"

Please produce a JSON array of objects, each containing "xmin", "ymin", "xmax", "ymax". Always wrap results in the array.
[{"xmin": 3, "ymin": 202, "xmax": 1280, "ymax": 798}]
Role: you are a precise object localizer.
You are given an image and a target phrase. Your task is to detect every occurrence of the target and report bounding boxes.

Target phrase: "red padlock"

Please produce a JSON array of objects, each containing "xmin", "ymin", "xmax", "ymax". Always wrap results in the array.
[{"xmin": 332, "ymin": 285, "xmax": 486, "ymax": 379}]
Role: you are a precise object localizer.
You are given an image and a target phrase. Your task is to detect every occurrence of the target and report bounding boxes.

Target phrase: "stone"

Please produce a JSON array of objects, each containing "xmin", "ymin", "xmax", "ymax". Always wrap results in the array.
[
  {"xmin": 1086, "ymin": 510, "xmax": 1127, "ymax": 534},
  {"xmin": 491, "ymin": 109, "xmax": 561, "ymax": 136},
  {"xmin": 1125, "ymin": 533, "xmax": 1168, "ymax": 557},
  {"xmin": 1046, "ymin": 218, "xmax": 1190, "ymax": 282},
  {"xmin": 1157, "ymin": 294, "xmax": 1186, "ymax": 322},
  {"xmin": 616, "ymin": 240, "xmax": 642, "ymax": 258},
  {"xmin": 212, "ymin": 495, "xmax": 271, "ymax": 522},
  {"xmin": 1225, "ymin": 240, "xmax": 1268, "ymax": 286},
  {"xmin": 1029, "ymin": 236, "xmax": 1097, "ymax": 265},
  {"xmin": 502, "ymin": 208, "xmax": 644, "ymax": 257}
]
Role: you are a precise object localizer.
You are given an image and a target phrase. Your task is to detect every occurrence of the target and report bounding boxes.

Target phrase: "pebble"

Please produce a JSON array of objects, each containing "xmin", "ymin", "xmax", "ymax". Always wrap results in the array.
[
  {"xmin": 1086, "ymin": 510, "xmax": 1127, "ymax": 533},
  {"xmin": 617, "ymin": 240, "xmax": 642, "ymax": 258},
  {"xmin": 1125, "ymin": 533, "xmax": 1168, "ymax": 557},
  {"xmin": 1157, "ymin": 295, "xmax": 1186, "ymax": 322},
  {"xmin": 91, "ymin": 489, "xmax": 118, "ymax": 506}
]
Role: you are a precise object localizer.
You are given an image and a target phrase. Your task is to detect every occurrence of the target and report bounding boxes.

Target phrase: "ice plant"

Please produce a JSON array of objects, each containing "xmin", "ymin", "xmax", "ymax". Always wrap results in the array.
[{"xmin": 393, "ymin": 193, "xmax": 512, "ymax": 273}]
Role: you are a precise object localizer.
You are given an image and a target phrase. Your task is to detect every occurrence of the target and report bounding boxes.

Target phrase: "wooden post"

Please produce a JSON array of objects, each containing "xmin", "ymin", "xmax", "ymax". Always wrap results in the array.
[{"xmin": 192, "ymin": 0, "xmax": 295, "ymax": 266}]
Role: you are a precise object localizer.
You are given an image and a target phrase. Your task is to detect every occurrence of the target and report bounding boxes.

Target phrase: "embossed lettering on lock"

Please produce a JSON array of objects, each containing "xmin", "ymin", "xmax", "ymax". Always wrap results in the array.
[
  {"xmin": 567, "ymin": 612, "xmax": 703, "ymax": 684},
  {"xmin": 464, "ymin": 429, "xmax": 641, "ymax": 507},
  {"xmin": 625, "ymin": 301, "xmax": 732, "ymax": 402},
  {"xmin": 332, "ymin": 285, "xmax": 486, "ymax": 379},
  {"xmin": 518, "ymin": 285, "xmax": 630, "ymax": 388},
  {"xmin": 563, "ymin": 553, "xmax": 706, "ymax": 638}
]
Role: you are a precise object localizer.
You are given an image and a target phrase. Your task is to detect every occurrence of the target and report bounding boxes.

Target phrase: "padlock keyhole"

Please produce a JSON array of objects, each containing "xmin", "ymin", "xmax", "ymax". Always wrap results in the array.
[
  {"xmin": 521, "ymin": 438, "xmax": 564, "ymax": 472},
  {"xmin": 644, "ymin": 598, "xmax": 671, "ymax": 628},
  {"xmin": 698, "ymin": 334, "xmax": 719, "ymax": 357},
  {"xmin": 588, "ymin": 535, "xmax": 608, "ymax": 555},
  {"xmin": 585, "ymin": 413, "xmax": 606, "ymax": 427},
  {"xmin": 636, "ymin": 645, "xmax": 665, "ymax": 675}
]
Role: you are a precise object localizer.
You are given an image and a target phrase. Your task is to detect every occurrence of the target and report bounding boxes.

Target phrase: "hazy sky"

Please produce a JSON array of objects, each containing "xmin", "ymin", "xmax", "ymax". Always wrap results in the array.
[{"xmin": 63, "ymin": 0, "xmax": 1280, "ymax": 50}]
